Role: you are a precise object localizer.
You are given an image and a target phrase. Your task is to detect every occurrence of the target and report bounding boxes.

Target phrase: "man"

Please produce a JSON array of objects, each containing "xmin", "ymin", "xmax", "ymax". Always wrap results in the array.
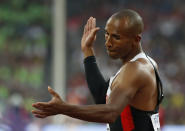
[{"xmin": 32, "ymin": 9, "xmax": 163, "ymax": 131}]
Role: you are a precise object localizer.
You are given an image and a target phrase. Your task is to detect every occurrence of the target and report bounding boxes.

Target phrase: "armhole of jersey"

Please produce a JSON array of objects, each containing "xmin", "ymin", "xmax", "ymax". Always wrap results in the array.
[{"xmin": 145, "ymin": 54, "xmax": 164, "ymax": 112}]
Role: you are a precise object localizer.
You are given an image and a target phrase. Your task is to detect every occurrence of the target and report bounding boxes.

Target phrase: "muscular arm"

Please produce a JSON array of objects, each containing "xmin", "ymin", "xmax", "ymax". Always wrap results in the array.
[
  {"xmin": 32, "ymin": 91, "xmax": 130, "ymax": 123},
  {"xmin": 63, "ymin": 62, "xmax": 143, "ymax": 123},
  {"xmin": 84, "ymin": 56, "xmax": 109, "ymax": 104},
  {"xmin": 62, "ymin": 104, "xmax": 116, "ymax": 123},
  {"xmin": 32, "ymin": 62, "xmax": 143, "ymax": 123}
]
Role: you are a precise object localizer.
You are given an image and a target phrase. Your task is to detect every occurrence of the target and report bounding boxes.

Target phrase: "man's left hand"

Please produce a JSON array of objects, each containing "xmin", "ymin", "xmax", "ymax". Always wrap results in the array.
[{"xmin": 32, "ymin": 86, "xmax": 65, "ymax": 118}]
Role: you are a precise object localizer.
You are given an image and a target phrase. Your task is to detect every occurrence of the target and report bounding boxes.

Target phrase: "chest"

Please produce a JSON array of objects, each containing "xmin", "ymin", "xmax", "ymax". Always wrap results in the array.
[{"xmin": 106, "ymin": 71, "xmax": 122, "ymax": 98}]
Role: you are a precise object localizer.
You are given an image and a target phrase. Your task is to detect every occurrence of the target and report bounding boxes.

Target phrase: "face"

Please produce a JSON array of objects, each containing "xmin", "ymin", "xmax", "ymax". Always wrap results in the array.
[{"xmin": 104, "ymin": 17, "xmax": 135, "ymax": 59}]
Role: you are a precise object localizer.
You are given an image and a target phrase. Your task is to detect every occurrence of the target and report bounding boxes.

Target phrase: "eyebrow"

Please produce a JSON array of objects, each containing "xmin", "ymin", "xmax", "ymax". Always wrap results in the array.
[
  {"xmin": 104, "ymin": 29, "xmax": 108, "ymax": 33},
  {"xmin": 104, "ymin": 29, "xmax": 121, "ymax": 37}
]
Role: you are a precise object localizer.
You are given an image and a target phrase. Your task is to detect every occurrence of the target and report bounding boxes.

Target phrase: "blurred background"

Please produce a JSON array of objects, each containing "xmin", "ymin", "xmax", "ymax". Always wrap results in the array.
[{"xmin": 0, "ymin": 0, "xmax": 184, "ymax": 131}]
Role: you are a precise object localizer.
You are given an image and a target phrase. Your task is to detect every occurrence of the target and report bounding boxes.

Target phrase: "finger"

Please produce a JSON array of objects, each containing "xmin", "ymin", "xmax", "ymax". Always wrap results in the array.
[
  {"xmin": 89, "ymin": 17, "xmax": 93, "ymax": 30},
  {"xmin": 84, "ymin": 19, "xmax": 89, "ymax": 35},
  {"xmin": 87, "ymin": 17, "xmax": 92, "ymax": 32},
  {"xmin": 32, "ymin": 102, "xmax": 50, "ymax": 110},
  {"xmin": 32, "ymin": 110, "xmax": 52, "ymax": 116},
  {"xmin": 83, "ymin": 24, "xmax": 87, "ymax": 35},
  {"xmin": 92, "ymin": 18, "xmax": 96, "ymax": 29},
  {"xmin": 32, "ymin": 110, "xmax": 53, "ymax": 118},
  {"xmin": 33, "ymin": 102, "xmax": 50, "ymax": 107},
  {"xmin": 34, "ymin": 114, "xmax": 47, "ymax": 118},
  {"xmin": 32, "ymin": 110, "xmax": 46, "ymax": 115},
  {"xmin": 48, "ymin": 86, "xmax": 60, "ymax": 98},
  {"xmin": 87, "ymin": 18, "xmax": 89, "ymax": 32}
]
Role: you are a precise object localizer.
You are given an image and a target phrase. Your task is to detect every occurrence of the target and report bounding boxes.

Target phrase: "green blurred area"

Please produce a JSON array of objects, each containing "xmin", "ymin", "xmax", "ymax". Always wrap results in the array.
[
  {"xmin": 0, "ymin": 1, "xmax": 50, "ymax": 50},
  {"xmin": 0, "ymin": 1, "xmax": 51, "ymax": 91},
  {"xmin": 0, "ymin": 85, "xmax": 9, "ymax": 98}
]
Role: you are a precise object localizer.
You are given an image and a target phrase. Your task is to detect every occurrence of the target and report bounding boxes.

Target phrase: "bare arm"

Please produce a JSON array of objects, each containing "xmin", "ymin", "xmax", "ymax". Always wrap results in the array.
[
  {"xmin": 32, "ymin": 62, "xmax": 143, "ymax": 123},
  {"xmin": 32, "ymin": 87, "xmax": 116, "ymax": 123}
]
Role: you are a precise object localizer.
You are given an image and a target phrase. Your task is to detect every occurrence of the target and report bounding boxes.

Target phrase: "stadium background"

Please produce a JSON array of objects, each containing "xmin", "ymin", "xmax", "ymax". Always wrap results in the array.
[{"xmin": 0, "ymin": 0, "xmax": 184, "ymax": 130}]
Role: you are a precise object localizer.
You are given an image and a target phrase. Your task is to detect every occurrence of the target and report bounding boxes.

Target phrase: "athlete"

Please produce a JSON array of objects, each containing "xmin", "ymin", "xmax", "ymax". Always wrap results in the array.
[{"xmin": 32, "ymin": 9, "xmax": 163, "ymax": 131}]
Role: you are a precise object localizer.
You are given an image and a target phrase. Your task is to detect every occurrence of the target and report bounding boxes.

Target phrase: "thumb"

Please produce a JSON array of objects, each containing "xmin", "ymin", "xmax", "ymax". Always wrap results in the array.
[
  {"xmin": 91, "ymin": 27, "xmax": 100, "ymax": 37},
  {"xmin": 48, "ymin": 86, "xmax": 60, "ymax": 98}
]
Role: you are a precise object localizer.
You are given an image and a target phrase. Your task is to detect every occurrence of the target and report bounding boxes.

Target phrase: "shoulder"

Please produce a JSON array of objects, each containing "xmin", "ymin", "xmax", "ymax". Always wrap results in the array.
[
  {"xmin": 145, "ymin": 56, "xmax": 158, "ymax": 69},
  {"xmin": 119, "ymin": 59, "xmax": 153, "ymax": 86},
  {"xmin": 121, "ymin": 60, "xmax": 147, "ymax": 76}
]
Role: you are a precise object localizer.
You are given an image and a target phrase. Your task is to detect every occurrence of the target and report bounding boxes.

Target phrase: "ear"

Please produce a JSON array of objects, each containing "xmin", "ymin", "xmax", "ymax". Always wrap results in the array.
[{"xmin": 134, "ymin": 35, "xmax": 141, "ymax": 43}]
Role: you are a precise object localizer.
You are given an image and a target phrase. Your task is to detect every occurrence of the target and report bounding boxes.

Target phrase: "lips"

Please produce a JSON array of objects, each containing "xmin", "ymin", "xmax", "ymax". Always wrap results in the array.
[
  {"xmin": 108, "ymin": 50, "xmax": 115, "ymax": 52},
  {"xmin": 106, "ymin": 47, "xmax": 116, "ymax": 53}
]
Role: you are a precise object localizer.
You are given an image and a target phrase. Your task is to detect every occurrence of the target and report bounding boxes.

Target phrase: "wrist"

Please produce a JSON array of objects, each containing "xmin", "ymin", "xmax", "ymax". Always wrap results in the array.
[
  {"xmin": 82, "ymin": 48, "xmax": 94, "ymax": 58},
  {"xmin": 84, "ymin": 55, "xmax": 96, "ymax": 64},
  {"xmin": 58, "ymin": 102, "xmax": 69, "ymax": 114}
]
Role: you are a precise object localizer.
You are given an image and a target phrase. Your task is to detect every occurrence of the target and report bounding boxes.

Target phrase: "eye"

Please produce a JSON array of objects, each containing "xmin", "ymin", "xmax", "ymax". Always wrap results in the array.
[
  {"xmin": 105, "ymin": 31, "xmax": 109, "ymax": 36},
  {"xmin": 112, "ymin": 35, "xmax": 120, "ymax": 40},
  {"xmin": 104, "ymin": 31, "xmax": 109, "ymax": 39}
]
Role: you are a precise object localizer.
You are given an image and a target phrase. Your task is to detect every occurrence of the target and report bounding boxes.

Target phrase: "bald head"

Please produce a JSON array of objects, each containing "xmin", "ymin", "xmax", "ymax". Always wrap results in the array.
[{"xmin": 110, "ymin": 9, "xmax": 144, "ymax": 35}]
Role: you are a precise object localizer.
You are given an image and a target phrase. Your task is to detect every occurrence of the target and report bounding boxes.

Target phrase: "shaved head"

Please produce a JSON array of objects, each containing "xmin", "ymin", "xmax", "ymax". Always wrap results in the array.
[
  {"xmin": 110, "ymin": 9, "xmax": 144, "ymax": 35},
  {"xmin": 104, "ymin": 9, "xmax": 144, "ymax": 60}
]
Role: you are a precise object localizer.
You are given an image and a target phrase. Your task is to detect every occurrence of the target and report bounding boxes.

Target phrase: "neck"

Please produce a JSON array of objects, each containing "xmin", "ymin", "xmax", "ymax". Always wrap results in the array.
[{"xmin": 121, "ymin": 43, "xmax": 142, "ymax": 64}]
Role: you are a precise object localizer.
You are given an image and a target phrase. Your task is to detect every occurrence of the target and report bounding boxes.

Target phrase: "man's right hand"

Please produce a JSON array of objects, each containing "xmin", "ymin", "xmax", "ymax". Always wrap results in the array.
[{"xmin": 81, "ymin": 17, "xmax": 100, "ymax": 58}]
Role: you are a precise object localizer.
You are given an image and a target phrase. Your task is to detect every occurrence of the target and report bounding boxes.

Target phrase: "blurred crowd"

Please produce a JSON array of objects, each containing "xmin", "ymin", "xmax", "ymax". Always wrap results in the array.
[
  {"xmin": 0, "ymin": 0, "xmax": 52, "ymax": 130},
  {"xmin": 0, "ymin": 0, "xmax": 184, "ymax": 130}
]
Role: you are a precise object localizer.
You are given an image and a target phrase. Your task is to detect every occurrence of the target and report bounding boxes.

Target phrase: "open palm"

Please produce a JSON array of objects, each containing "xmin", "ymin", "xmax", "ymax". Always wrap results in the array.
[
  {"xmin": 81, "ymin": 17, "xmax": 100, "ymax": 52},
  {"xmin": 32, "ymin": 86, "xmax": 65, "ymax": 118}
]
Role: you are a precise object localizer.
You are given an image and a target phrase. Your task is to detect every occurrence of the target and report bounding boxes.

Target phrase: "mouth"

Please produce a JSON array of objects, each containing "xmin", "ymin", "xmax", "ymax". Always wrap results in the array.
[
  {"xmin": 107, "ymin": 50, "xmax": 118, "ymax": 59},
  {"xmin": 107, "ymin": 50, "xmax": 116, "ymax": 52}
]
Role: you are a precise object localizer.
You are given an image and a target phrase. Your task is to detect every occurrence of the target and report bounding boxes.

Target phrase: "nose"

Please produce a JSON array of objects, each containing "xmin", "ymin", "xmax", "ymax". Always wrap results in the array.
[{"xmin": 105, "ymin": 36, "xmax": 112, "ymax": 48}]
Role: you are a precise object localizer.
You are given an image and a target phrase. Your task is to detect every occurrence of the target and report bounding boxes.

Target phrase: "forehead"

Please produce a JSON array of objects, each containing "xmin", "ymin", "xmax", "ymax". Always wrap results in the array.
[{"xmin": 105, "ymin": 17, "xmax": 128, "ymax": 34}]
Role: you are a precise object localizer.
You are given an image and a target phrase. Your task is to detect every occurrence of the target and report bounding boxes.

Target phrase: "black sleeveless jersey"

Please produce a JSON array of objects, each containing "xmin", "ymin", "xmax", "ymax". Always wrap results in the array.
[
  {"xmin": 107, "ymin": 54, "xmax": 164, "ymax": 131},
  {"xmin": 108, "ymin": 105, "xmax": 160, "ymax": 131}
]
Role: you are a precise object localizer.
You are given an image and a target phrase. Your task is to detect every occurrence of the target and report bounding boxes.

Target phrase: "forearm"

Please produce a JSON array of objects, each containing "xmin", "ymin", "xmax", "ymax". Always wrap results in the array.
[
  {"xmin": 84, "ymin": 56, "xmax": 108, "ymax": 104},
  {"xmin": 62, "ymin": 104, "xmax": 117, "ymax": 123}
]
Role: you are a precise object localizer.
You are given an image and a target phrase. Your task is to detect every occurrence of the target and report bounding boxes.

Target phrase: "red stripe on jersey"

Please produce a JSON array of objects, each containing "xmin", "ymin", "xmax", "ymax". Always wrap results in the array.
[{"xmin": 121, "ymin": 105, "xmax": 135, "ymax": 131}]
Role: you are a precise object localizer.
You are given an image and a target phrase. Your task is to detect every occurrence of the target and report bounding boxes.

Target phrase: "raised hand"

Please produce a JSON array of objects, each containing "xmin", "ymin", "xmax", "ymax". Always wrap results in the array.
[
  {"xmin": 32, "ymin": 86, "xmax": 65, "ymax": 118},
  {"xmin": 81, "ymin": 17, "xmax": 100, "ymax": 57}
]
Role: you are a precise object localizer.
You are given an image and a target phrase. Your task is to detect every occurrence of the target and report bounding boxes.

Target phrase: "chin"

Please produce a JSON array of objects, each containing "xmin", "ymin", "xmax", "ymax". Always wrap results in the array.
[
  {"xmin": 107, "ymin": 51, "xmax": 120, "ymax": 59},
  {"xmin": 108, "ymin": 54, "xmax": 119, "ymax": 59}
]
